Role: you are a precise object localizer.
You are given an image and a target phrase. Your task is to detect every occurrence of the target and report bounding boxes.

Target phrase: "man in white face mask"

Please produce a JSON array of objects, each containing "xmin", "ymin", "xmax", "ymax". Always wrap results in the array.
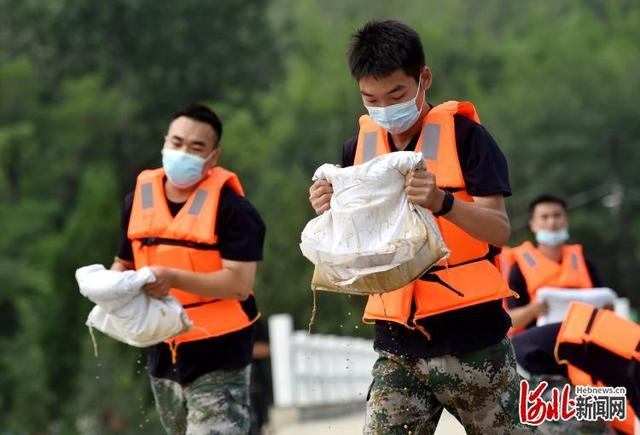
[{"xmin": 505, "ymin": 194, "xmax": 603, "ymax": 332}]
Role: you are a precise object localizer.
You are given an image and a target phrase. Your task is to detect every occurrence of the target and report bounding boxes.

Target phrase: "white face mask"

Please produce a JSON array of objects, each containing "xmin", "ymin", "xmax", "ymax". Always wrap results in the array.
[
  {"xmin": 535, "ymin": 228, "xmax": 570, "ymax": 247},
  {"xmin": 365, "ymin": 77, "xmax": 424, "ymax": 134}
]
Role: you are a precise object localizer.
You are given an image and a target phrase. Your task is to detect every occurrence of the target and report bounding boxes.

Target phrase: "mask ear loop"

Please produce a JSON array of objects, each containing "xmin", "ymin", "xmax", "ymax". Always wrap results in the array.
[{"xmin": 416, "ymin": 74, "xmax": 426, "ymax": 113}]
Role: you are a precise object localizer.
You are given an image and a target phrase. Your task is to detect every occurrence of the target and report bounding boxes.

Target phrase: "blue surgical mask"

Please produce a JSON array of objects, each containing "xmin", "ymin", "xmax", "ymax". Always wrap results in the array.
[
  {"xmin": 162, "ymin": 148, "xmax": 213, "ymax": 188},
  {"xmin": 535, "ymin": 228, "xmax": 569, "ymax": 247},
  {"xmin": 365, "ymin": 77, "xmax": 424, "ymax": 134}
]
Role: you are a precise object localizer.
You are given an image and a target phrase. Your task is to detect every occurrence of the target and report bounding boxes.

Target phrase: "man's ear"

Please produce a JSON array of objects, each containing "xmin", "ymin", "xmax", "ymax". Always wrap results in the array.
[
  {"xmin": 421, "ymin": 67, "xmax": 432, "ymax": 92},
  {"xmin": 208, "ymin": 147, "xmax": 221, "ymax": 168},
  {"xmin": 528, "ymin": 218, "xmax": 536, "ymax": 234}
]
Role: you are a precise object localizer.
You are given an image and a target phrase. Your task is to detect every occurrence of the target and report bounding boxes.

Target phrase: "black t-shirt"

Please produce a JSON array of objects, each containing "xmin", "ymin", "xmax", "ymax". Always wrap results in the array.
[
  {"xmin": 506, "ymin": 254, "xmax": 603, "ymax": 330},
  {"xmin": 342, "ymin": 113, "xmax": 513, "ymax": 358},
  {"xmin": 117, "ymin": 183, "xmax": 266, "ymax": 385}
]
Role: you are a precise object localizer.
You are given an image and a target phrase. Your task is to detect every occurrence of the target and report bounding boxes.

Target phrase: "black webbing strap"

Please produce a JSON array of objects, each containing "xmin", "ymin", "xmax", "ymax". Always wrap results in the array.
[
  {"xmin": 182, "ymin": 299, "xmax": 220, "ymax": 309},
  {"xmin": 419, "ymin": 273, "xmax": 464, "ymax": 297},
  {"xmin": 140, "ymin": 237, "xmax": 218, "ymax": 251}
]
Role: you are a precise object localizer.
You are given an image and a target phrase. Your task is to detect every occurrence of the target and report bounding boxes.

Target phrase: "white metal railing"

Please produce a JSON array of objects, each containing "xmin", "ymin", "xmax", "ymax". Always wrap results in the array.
[{"xmin": 269, "ymin": 314, "xmax": 377, "ymax": 407}]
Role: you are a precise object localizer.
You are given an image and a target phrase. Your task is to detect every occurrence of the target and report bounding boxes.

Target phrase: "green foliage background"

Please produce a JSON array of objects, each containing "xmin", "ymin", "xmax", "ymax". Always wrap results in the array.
[{"xmin": 0, "ymin": 0, "xmax": 638, "ymax": 432}]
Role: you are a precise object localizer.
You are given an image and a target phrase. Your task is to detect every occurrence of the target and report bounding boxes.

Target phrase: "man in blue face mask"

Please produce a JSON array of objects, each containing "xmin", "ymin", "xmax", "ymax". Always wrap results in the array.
[
  {"xmin": 110, "ymin": 104, "xmax": 266, "ymax": 434},
  {"xmin": 505, "ymin": 194, "xmax": 603, "ymax": 332},
  {"xmin": 309, "ymin": 20, "xmax": 535, "ymax": 434}
]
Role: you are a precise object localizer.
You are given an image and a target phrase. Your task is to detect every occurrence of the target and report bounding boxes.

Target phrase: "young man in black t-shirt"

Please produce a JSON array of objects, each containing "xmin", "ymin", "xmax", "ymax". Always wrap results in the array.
[
  {"xmin": 309, "ymin": 21, "xmax": 534, "ymax": 434},
  {"xmin": 112, "ymin": 104, "xmax": 265, "ymax": 434}
]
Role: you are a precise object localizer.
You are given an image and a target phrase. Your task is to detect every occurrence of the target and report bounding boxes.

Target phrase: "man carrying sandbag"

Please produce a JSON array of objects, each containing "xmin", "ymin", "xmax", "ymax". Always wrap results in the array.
[
  {"xmin": 503, "ymin": 194, "xmax": 604, "ymax": 334},
  {"xmin": 308, "ymin": 20, "xmax": 534, "ymax": 434},
  {"xmin": 111, "ymin": 104, "xmax": 265, "ymax": 434}
]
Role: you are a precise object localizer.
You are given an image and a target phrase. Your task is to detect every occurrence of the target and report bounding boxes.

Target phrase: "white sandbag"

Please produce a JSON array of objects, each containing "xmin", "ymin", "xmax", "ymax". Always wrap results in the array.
[
  {"xmin": 76, "ymin": 264, "xmax": 192, "ymax": 347},
  {"xmin": 300, "ymin": 151, "xmax": 449, "ymax": 295},
  {"xmin": 536, "ymin": 287, "xmax": 617, "ymax": 326}
]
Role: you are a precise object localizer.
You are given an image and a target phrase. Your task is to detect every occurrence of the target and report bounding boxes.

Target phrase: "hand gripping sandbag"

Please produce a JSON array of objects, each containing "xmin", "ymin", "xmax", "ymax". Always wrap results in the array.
[
  {"xmin": 300, "ymin": 151, "xmax": 449, "ymax": 295},
  {"xmin": 76, "ymin": 264, "xmax": 192, "ymax": 348}
]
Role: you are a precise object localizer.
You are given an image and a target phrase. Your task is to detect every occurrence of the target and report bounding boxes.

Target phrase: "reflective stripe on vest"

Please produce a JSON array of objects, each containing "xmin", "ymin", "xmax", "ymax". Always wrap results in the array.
[
  {"xmin": 513, "ymin": 241, "xmax": 593, "ymax": 299},
  {"xmin": 360, "ymin": 100, "xmax": 513, "ymax": 327},
  {"xmin": 128, "ymin": 167, "xmax": 257, "ymax": 346},
  {"xmin": 556, "ymin": 302, "xmax": 639, "ymax": 434}
]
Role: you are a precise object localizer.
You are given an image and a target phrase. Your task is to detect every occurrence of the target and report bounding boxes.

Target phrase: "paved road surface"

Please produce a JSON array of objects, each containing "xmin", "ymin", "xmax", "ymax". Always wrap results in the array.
[{"xmin": 274, "ymin": 408, "xmax": 466, "ymax": 435}]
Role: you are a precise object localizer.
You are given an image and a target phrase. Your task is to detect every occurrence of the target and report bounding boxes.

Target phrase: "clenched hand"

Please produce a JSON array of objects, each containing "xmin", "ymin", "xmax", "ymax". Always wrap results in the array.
[
  {"xmin": 144, "ymin": 266, "xmax": 176, "ymax": 299},
  {"xmin": 309, "ymin": 180, "xmax": 333, "ymax": 215}
]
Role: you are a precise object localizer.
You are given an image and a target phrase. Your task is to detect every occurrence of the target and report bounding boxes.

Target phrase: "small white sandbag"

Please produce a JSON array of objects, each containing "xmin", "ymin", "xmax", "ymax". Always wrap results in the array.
[
  {"xmin": 536, "ymin": 287, "xmax": 617, "ymax": 326},
  {"xmin": 77, "ymin": 264, "xmax": 192, "ymax": 347}
]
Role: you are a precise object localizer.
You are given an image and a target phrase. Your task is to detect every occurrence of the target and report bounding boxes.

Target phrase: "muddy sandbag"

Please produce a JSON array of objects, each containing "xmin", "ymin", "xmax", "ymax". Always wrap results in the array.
[{"xmin": 300, "ymin": 151, "xmax": 449, "ymax": 295}]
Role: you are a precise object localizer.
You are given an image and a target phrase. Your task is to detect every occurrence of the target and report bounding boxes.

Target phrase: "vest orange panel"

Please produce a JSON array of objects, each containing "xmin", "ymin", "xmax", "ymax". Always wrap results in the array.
[
  {"xmin": 360, "ymin": 101, "xmax": 513, "ymax": 327},
  {"xmin": 556, "ymin": 302, "xmax": 639, "ymax": 434},
  {"xmin": 499, "ymin": 246, "xmax": 516, "ymax": 281},
  {"xmin": 128, "ymin": 167, "xmax": 258, "ymax": 346},
  {"xmin": 513, "ymin": 241, "xmax": 593, "ymax": 300}
]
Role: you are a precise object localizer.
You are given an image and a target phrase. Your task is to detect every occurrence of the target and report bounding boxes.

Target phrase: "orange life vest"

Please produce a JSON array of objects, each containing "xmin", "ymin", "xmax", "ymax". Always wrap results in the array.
[
  {"xmin": 512, "ymin": 241, "xmax": 593, "ymax": 299},
  {"xmin": 555, "ymin": 302, "xmax": 639, "ymax": 434},
  {"xmin": 498, "ymin": 246, "xmax": 517, "ymax": 317},
  {"xmin": 499, "ymin": 246, "xmax": 516, "ymax": 281},
  {"xmin": 128, "ymin": 167, "xmax": 259, "ymax": 354},
  {"xmin": 360, "ymin": 101, "xmax": 514, "ymax": 335},
  {"xmin": 506, "ymin": 241, "xmax": 592, "ymax": 336}
]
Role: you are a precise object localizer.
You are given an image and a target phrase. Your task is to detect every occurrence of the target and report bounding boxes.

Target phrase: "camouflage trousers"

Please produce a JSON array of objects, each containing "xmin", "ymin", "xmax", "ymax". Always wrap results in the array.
[
  {"xmin": 364, "ymin": 338, "xmax": 537, "ymax": 435},
  {"xmin": 149, "ymin": 366, "xmax": 250, "ymax": 435}
]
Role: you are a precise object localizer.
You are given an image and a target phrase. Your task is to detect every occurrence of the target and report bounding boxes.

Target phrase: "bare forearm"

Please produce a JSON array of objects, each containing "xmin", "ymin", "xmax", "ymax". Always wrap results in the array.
[
  {"xmin": 172, "ymin": 268, "xmax": 254, "ymax": 300},
  {"xmin": 440, "ymin": 195, "xmax": 510, "ymax": 246},
  {"xmin": 508, "ymin": 305, "xmax": 537, "ymax": 329},
  {"xmin": 405, "ymin": 173, "xmax": 510, "ymax": 246}
]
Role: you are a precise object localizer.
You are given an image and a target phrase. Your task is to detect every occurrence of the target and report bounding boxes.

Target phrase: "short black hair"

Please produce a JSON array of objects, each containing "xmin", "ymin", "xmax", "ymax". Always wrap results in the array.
[
  {"xmin": 529, "ymin": 194, "xmax": 568, "ymax": 217},
  {"xmin": 347, "ymin": 20, "xmax": 425, "ymax": 82},
  {"xmin": 172, "ymin": 104, "xmax": 223, "ymax": 147}
]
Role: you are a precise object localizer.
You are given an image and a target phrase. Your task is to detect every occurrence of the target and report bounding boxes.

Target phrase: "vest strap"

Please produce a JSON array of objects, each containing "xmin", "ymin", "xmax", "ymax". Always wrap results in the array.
[
  {"xmin": 419, "ymin": 273, "xmax": 464, "ymax": 297},
  {"xmin": 428, "ymin": 245, "xmax": 500, "ymax": 272},
  {"xmin": 181, "ymin": 299, "xmax": 224, "ymax": 309},
  {"xmin": 140, "ymin": 237, "xmax": 219, "ymax": 251}
]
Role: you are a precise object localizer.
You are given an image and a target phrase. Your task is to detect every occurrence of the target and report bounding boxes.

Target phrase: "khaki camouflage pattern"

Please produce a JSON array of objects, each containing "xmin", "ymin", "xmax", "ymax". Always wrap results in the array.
[
  {"xmin": 527, "ymin": 375, "xmax": 614, "ymax": 435},
  {"xmin": 149, "ymin": 366, "xmax": 250, "ymax": 435},
  {"xmin": 364, "ymin": 338, "xmax": 537, "ymax": 434}
]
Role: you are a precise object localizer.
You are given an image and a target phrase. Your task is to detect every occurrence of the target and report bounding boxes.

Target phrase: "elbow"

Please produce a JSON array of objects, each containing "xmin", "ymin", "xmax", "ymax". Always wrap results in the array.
[
  {"xmin": 223, "ymin": 266, "xmax": 257, "ymax": 300},
  {"xmin": 494, "ymin": 220, "xmax": 511, "ymax": 247},
  {"xmin": 231, "ymin": 283, "xmax": 253, "ymax": 301},
  {"xmin": 235, "ymin": 289, "xmax": 252, "ymax": 301}
]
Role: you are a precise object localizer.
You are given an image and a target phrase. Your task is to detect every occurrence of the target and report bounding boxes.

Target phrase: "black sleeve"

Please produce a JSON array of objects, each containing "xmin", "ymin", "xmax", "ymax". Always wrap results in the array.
[
  {"xmin": 341, "ymin": 136, "xmax": 357, "ymax": 168},
  {"xmin": 584, "ymin": 256, "xmax": 604, "ymax": 287},
  {"xmin": 506, "ymin": 263, "xmax": 530, "ymax": 309},
  {"xmin": 216, "ymin": 186, "xmax": 266, "ymax": 261},
  {"xmin": 454, "ymin": 115, "xmax": 512, "ymax": 197},
  {"xmin": 116, "ymin": 192, "xmax": 135, "ymax": 262}
]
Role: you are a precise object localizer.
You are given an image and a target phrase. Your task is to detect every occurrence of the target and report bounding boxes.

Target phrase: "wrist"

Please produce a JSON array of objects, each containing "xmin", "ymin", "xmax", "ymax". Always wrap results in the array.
[
  {"xmin": 432, "ymin": 190, "xmax": 454, "ymax": 217},
  {"xmin": 429, "ymin": 189, "xmax": 445, "ymax": 211},
  {"xmin": 167, "ymin": 268, "xmax": 179, "ymax": 288}
]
